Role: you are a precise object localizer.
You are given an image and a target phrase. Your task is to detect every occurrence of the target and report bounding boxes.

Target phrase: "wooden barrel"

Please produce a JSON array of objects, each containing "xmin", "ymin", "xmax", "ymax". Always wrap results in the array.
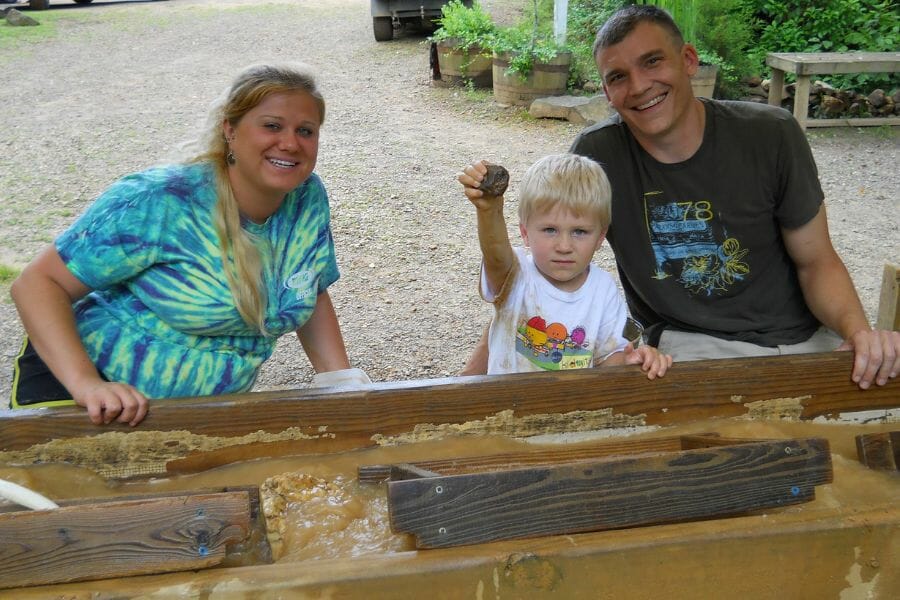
[
  {"xmin": 492, "ymin": 51, "xmax": 572, "ymax": 107},
  {"xmin": 436, "ymin": 40, "xmax": 492, "ymax": 88},
  {"xmin": 691, "ymin": 64, "xmax": 718, "ymax": 98}
]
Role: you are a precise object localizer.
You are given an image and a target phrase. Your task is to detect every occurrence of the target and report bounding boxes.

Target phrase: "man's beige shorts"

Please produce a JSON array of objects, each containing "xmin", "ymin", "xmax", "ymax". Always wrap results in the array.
[{"xmin": 658, "ymin": 327, "xmax": 843, "ymax": 361}]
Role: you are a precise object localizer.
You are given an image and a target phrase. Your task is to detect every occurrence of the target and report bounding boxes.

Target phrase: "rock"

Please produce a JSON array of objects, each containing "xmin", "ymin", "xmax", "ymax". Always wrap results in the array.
[
  {"xmin": 746, "ymin": 85, "xmax": 768, "ymax": 99},
  {"xmin": 867, "ymin": 89, "xmax": 887, "ymax": 109},
  {"xmin": 743, "ymin": 75, "xmax": 762, "ymax": 87},
  {"xmin": 582, "ymin": 81, "xmax": 600, "ymax": 94},
  {"xmin": 529, "ymin": 95, "xmax": 613, "ymax": 125},
  {"xmin": 6, "ymin": 8, "xmax": 39, "ymax": 26},
  {"xmin": 818, "ymin": 95, "xmax": 845, "ymax": 118}
]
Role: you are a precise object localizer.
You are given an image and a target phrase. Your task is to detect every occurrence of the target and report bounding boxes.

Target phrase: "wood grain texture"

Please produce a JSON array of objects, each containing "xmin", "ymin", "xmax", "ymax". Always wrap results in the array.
[
  {"xmin": 358, "ymin": 434, "xmax": 734, "ymax": 483},
  {"xmin": 1, "ymin": 352, "xmax": 896, "ymax": 458},
  {"xmin": 0, "ymin": 491, "xmax": 251, "ymax": 588},
  {"xmin": 856, "ymin": 431, "xmax": 900, "ymax": 471},
  {"xmin": 386, "ymin": 438, "xmax": 833, "ymax": 548}
]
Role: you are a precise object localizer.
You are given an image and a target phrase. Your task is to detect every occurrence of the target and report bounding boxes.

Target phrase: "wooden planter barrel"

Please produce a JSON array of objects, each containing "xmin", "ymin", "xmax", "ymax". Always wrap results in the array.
[
  {"xmin": 692, "ymin": 64, "xmax": 718, "ymax": 98},
  {"xmin": 492, "ymin": 51, "xmax": 572, "ymax": 107},
  {"xmin": 436, "ymin": 40, "xmax": 492, "ymax": 88}
]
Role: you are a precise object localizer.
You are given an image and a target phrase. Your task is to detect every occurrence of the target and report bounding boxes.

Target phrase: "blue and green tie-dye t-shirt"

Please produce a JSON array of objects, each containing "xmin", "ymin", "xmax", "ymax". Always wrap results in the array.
[{"xmin": 55, "ymin": 162, "xmax": 339, "ymax": 399}]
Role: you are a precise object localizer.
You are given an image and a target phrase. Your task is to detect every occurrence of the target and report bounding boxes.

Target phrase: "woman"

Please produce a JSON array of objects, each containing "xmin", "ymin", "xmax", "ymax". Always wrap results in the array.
[{"xmin": 10, "ymin": 63, "xmax": 359, "ymax": 426}]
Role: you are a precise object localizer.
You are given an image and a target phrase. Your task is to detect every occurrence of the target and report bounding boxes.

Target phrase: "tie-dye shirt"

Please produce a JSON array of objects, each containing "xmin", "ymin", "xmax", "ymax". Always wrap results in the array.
[{"xmin": 55, "ymin": 162, "xmax": 339, "ymax": 399}]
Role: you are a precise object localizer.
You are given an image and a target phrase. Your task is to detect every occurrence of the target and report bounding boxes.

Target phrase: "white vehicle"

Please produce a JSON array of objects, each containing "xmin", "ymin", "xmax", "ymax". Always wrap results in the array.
[{"xmin": 370, "ymin": 0, "xmax": 471, "ymax": 42}]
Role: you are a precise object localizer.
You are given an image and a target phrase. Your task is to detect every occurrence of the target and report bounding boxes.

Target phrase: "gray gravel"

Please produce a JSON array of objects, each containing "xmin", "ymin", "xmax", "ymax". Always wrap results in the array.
[{"xmin": 1, "ymin": 0, "xmax": 898, "ymax": 405}]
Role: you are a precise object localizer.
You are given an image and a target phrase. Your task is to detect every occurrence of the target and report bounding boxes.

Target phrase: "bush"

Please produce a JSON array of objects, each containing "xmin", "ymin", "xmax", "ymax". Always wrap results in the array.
[
  {"xmin": 749, "ymin": 0, "xmax": 900, "ymax": 91},
  {"xmin": 489, "ymin": 0, "xmax": 569, "ymax": 80},
  {"xmin": 430, "ymin": 0, "xmax": 496, "ymax": 51},
  {"xmin": 562, "ymin": 0, "xmax": 898, "ymax": 99}
]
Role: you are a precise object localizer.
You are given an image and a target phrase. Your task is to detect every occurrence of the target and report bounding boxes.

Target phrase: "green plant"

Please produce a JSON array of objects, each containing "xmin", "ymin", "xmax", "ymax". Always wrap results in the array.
[
  {"xmin": 490, "ymin": 0, "xmax": 569, "ymax": 80},
  {"xmin": 429, "ymin": 0, "xmax": 496, "ymax": 51},
  {"xmin": 749, "ymin": 0, "xmax": 899, "ymax": 91},
  {"xmin": 566, "ymin": 0, "xmax": 632, "ymax": 88},
  {"xmin": 0, "ymin": 264, "xmax": 20, "ymax": 286}
]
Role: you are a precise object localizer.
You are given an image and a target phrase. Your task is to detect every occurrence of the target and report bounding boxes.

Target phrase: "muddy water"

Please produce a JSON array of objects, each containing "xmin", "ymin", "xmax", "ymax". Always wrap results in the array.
[{"xmin": 2, "ymin": 419, "xmax": 898, "ymax": 566}]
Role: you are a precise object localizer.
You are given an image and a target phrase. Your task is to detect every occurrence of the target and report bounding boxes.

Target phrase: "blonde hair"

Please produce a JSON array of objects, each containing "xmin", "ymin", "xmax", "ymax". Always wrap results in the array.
[
  {"xmin": 517, "ymin": 153, "xmax": 612, "ymax": 229},
  {"xmin": 189, "ymin": 63, "xmax": 325, "ymax": 334}
]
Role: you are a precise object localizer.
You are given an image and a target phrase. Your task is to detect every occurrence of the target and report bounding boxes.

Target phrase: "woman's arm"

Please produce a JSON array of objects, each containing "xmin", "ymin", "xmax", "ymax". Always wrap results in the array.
[
  {"xmin": 11, "ymin": 246, "xmax": 148, "ymax": 425},
  {"xmin": 296, "ymin": 289, "xmax": 351, "ymax": 372}
]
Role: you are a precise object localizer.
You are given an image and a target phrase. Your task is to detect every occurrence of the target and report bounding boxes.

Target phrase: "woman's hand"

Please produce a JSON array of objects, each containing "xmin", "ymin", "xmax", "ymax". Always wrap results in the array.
[{"xmin": 73, "ymin": 380, "xmax": 149, "ymax": 426}]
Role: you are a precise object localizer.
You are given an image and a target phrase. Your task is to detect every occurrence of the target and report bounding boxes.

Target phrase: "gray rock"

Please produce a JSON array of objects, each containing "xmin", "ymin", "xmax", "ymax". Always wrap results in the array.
[
  {"xmin": 6, "ymin": 8, "xmax": 39, "ymax": 26},
  {"xmin": 529, "ymin": 94, "xmax": 614, "ymax": 125}
]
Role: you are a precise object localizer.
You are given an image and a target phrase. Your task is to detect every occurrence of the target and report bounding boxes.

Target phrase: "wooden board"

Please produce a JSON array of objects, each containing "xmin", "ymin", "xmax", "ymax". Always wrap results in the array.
[
  {"xmin": 1, "ymin": 353, "xmax": 897, "ymax": 466},
  {"xmin": 765, "ymin": 52, "xmax": 900, "ymax": 76},
  {"xmin": 856, "ymin": 431, "xmax": 900, "ymax": 472},
  {"xmin": 0, "ymin": 490, "xmax": 252, "ymax": 589},
  {"xmin": 358, "ymin": 433, "xmax": 735, "ymax": 482},
  {"xmin": 876, "ymin": 263, "xmax": 900, "ymax": 331},
  {"xmin": 385, "ymin": 438, "xmax": 833, "ymax": 549}
]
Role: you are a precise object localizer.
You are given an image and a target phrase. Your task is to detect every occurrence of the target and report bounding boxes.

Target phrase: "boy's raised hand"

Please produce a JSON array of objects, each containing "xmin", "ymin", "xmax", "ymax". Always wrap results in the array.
[{"xmin": 459, "ymin": 160, "xmax": 509, "ymax": 210}]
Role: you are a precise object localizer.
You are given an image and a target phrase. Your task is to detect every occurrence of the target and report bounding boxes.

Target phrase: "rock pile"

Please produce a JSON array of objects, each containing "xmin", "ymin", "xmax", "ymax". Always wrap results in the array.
[{"xmin": 742, "ymin": 76, "xmax": 900, "ymax": 119}]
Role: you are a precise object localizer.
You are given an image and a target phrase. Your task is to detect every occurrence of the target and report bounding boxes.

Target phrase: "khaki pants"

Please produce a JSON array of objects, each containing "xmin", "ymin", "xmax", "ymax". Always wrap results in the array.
[{"xmin": 658, "ymin": 327, "xmax": 843, "ymax": 361}]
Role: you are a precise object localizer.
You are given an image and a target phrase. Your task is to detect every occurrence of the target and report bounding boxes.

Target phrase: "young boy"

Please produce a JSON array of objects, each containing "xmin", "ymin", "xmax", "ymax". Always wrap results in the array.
[{"xmin": 458, "ymin": 153, "xmax": 671, "ymax": 377}]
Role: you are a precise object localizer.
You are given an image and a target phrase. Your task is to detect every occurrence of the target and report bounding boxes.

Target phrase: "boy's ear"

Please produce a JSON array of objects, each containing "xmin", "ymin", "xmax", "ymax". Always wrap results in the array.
[
  {"xmin": 594, "ymin": 229, "xmax": 608, "ymax": 251},
  {"xmin": 519, "ymin": 223, "xmax": 530, "ymax": 247}
]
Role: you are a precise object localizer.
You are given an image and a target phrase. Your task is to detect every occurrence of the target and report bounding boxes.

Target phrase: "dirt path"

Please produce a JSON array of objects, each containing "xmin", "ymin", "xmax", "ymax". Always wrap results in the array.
[{"xmin": 1, "ymin": 0, "xmax": 897, "ymax": 403}]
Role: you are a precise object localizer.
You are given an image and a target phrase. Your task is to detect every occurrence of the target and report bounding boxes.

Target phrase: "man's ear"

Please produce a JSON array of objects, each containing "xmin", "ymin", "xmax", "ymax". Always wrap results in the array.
[
  {"xmin": 682, "ymin": 43, "xmax": 700, "ymax": 77},
  {"xmin": 519, "ymin": 222, "xmax": 530, "ymax": 247}
]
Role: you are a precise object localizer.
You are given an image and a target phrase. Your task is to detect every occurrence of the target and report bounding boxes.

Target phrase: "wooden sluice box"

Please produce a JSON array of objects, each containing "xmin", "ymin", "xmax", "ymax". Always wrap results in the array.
[{"xmin": 0, "ymin": 351, "xmax": 898, "ymax": 598}]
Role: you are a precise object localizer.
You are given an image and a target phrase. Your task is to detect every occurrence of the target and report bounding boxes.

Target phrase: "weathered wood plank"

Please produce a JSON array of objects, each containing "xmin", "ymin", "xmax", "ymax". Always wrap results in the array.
[
  {"xmin": 1, "ymin": 352, "xmax": 897, "ymax": 458},
  {"xmin": 387, "ymin": 438, "xmax": 833, "ymax": 549},
  {"xmin": 0, "ymin": 491, "xmax": 251, "ymax": 588},
  {"xmin": 876, "ymin": 263, "xmax": 900, "ymax": 331},
  {"xmin": 856, "ymin": 431, "xmax": 900, "ymax": 472},
  {"xmin": 765, "ymin": 52, "xmax": 900, "ymax": 76},
  {"xmin": 358, "ymin": 434, "xmax": 731, "ymax": 483}
]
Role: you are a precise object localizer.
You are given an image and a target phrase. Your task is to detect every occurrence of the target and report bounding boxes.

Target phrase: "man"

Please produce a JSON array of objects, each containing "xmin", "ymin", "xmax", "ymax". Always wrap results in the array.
[{"xmin": 462, "ymin": 5, "xmax": 898, "ymax": 389}]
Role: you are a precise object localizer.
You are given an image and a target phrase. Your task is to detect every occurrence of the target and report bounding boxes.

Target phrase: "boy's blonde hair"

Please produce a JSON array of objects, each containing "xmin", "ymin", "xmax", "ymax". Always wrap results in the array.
[{"xmin": 517, "ymin": 153, "xmax": 612, "ymax": 229}]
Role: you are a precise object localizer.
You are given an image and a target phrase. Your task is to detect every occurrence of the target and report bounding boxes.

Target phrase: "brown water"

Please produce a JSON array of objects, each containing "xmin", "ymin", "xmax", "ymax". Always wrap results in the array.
[{"xmin": 2, "ymin": 419, "xmax": 898, "ymax": 566}]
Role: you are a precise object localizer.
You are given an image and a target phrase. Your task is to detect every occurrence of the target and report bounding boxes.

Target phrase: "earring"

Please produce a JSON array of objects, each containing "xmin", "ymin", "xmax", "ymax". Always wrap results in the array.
[{"xmin": 226, "ymin": 149, "xmax": 236, "ymax": 165}]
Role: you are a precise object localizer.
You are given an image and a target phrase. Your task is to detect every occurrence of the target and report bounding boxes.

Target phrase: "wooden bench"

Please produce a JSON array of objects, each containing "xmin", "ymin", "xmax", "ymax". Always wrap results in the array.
[{"xmin": 766, "ymin": 51, "xmax": 900, "ymax": 130}]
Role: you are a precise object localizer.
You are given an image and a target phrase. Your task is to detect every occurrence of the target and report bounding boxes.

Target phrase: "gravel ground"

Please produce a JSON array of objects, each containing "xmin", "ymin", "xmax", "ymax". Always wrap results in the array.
[{"xmin": 1, "ymin": 0, "xmax": 898, "ymax": 406}]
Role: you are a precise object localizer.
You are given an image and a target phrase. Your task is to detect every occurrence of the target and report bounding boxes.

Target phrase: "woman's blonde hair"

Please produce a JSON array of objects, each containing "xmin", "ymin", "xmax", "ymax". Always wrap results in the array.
[
  {"xmin": 190, "ymin": 63, "xmax": 325, "ymax": 334},
  {"xmin": 517, "ymin": 153, "xmax": 612, "ymax": 229}
]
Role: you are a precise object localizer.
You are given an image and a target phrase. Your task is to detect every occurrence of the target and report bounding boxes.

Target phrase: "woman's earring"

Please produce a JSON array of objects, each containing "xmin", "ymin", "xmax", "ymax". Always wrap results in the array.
[{"xmin": 225, "ymin": 134, "xmax": 236, "ymax": 165}]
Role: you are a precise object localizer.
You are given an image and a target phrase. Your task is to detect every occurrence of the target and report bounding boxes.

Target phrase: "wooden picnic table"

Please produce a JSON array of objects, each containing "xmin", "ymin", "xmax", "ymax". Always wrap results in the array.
[{"xmin": 766, "ymin": 51, "xmax": 900, "ymax": 130}]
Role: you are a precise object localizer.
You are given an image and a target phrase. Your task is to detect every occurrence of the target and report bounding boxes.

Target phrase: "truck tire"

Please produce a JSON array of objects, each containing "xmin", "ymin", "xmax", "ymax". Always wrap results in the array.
[
  {"xmin": 29, "ymin": 0, "xmax": 50, "ymax": 9},
  {"xmin": 74, "ymin": 0, "xmax": 95, "ymax": 4},
  {"xmin": 373, "ymin": 17, "xmax": 393, "ymax": 42}
]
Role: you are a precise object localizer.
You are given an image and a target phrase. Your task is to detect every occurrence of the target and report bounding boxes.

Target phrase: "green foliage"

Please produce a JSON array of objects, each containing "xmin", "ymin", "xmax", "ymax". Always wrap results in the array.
[
  {"xmin": 489, "ymin": 0, "xmax": 568, "ymax": 79},
  {"xmin": 750, "ymin": 0, "xmax": 900, "ymax": 90},
  {"xmin": 566, "ymin": 0, "xmax": 632, "ymax": 88},
  {"xmin": 692, "ymin": 0, "xmax": 759, "ymax": 98},
  {"xmin": 0, "ymin": 264, "xmax": 20, "ymax": 286},
  {"xmin": 430, "ymin": 0, "xmax": 497, "ymax": 51},
  {"xmin": 491, "ymin": 25, "xmax": 568, "ymax": 79}
]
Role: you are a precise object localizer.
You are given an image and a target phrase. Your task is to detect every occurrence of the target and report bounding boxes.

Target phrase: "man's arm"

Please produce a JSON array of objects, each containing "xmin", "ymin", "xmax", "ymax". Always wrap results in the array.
[{"xmin": 783, "ymin": 206, "xmax": 899, "ymax": 388}]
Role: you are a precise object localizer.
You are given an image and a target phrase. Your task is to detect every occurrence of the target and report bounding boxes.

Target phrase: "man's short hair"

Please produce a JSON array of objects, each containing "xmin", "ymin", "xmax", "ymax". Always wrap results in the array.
[
  {"xmin": 518, "ymin": 153, "xmax": 612, "ymax": 229},
  {"xmin": 593, "ymin": 4, "xmax": 684, "ymax": 58}
]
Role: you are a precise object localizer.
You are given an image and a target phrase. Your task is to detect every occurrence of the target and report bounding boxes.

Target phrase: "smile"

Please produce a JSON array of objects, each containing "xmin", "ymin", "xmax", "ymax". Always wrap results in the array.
[
  {"xmin": 636, "ymin": 93, "xmax": 666, "ymax": 110},
  {"xmin": 268, "ymin": 158, "xmax": 298, "ymax": 169}
]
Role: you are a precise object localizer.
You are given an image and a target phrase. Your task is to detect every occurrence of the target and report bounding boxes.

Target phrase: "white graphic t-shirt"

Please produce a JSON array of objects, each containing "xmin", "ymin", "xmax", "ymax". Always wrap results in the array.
[{"xmin": 483, "ymin": 247, "xmax": 628, "ymax": 374}]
